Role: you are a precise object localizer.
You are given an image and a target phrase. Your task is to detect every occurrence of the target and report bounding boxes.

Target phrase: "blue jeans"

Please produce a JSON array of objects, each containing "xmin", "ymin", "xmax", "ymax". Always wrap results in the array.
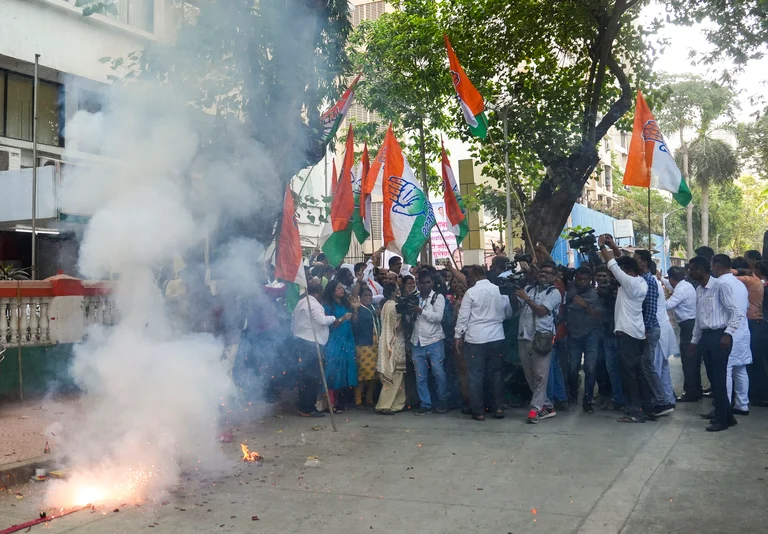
[
  {"xmin": 412, "ymin": 341, "xmax": 447, "ymax": 409},
  {"xmin": 568, "ymin": 330, "xmax": 601, "ymax": 403},
  {"xmin": 547, "ymin": 338, "xmax": 568, "ymax": 402},
  {"xmin": 604, "ymin": 334, "xmax": 626, "ymax": 405}
]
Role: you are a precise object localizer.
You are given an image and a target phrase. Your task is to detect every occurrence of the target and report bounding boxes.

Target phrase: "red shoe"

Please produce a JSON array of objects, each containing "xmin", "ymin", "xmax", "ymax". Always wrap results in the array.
[{"xmin": 527, "ymin": 409, "xmax": 539, "ymax": 424}]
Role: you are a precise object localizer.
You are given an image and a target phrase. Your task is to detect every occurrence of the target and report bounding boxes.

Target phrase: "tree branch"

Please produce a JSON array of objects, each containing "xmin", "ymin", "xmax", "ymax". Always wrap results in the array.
[{"xmin": 595, "ymin": 53, "xmax": 633, "ymax": 141}]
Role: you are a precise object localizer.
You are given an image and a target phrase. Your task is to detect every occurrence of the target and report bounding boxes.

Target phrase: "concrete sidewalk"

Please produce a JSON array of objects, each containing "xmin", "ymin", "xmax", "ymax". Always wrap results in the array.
[{"xmin": 0, "ymin": 395, "xmax": 82, "ymax": 487}]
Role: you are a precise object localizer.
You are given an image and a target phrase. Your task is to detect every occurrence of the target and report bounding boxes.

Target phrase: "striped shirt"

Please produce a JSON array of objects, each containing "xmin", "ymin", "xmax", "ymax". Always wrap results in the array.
[
  {"xmin": 640, "ymin": 272, "xmax": 660, "ymax": 329},
  {"xmin": 692, "ymin": 275, "xmax": 741, "ymax": 344}
]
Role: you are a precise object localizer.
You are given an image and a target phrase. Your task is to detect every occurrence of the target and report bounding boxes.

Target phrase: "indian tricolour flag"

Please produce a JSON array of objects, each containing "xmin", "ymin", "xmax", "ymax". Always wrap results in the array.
[
  {"xmin": 444, "ymin": 35, "xmax": 487, "ymax": 139},
  {"xmin": 352, "ymin": 142, "xmax": 371, "ymax": 244},
  {"xmin": 367, "ymin": 126, "xmax": 435, "ymax": 265},
  {"xmin": 320, "ymin": 125, "xmax": 355, "ymax": 266},
  {"xmin": 441, "ymin": 140, "xmax": 468, "ymax": 245},
  {"xmin": 274, "ymin": 184, "xmax": 307, "ymax": 312},
  {"xmin": 320, "ymin": 74, "xmax": 361, "ymax": 144},
  {"xmin": 623, "ymin": 91, "xmax": 692, "ymax": 207}
]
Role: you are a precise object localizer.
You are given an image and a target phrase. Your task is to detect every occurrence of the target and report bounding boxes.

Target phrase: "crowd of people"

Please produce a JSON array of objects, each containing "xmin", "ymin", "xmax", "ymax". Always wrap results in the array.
[{"xmin": 279, "ymin": 238, "xmax": 768, "ymax": 431}]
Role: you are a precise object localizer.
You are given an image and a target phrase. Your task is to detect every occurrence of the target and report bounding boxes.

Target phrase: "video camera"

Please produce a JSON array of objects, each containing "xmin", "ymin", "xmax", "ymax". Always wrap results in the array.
[
  {"xmin": 568, "ymin": 229, "xmax": 598, "ymax": 254},
  {"xmin": 395, "ymin": 293, "xmax": 420, "ymax": 315},
  {"xmin": 496, "ymin": 253, "xmax": 533, "ymax": 296}
]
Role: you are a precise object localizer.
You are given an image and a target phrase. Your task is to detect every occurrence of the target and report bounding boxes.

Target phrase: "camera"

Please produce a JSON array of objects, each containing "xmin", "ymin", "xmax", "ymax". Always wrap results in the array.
[
  {"xmin": 395, "ymin": 293, "xmax": 420, "ymax": 315},
  {"xmin": 568, "ymin": 229, "xmax": 598, "ymax": 253},
  {"xmin": 496, "ymin": 253, "xmax": 533, "ymax": 296}
]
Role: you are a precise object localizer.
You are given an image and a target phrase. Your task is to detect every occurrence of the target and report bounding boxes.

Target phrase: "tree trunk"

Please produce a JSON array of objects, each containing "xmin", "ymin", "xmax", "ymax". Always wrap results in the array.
[
  {"xmin": 700, "ymin": 180, "xmax": 710, "ymax": 247},
  {"xmin": 686, "ymin": 203, "xmax": 694, "ymax": 258},
  {"xmin": 418, "ymin": 117, "xmax": 433, "ymax": 265},
  {"xmin": 524, "ymin": 153, "xmax": 599, "ymax": 251}
]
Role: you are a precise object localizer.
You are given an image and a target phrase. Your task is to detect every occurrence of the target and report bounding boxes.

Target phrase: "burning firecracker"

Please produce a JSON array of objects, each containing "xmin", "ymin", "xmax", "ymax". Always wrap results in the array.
[{"xmin": 240, "ymin": 444, "xmax": 263, "ymax": 463}]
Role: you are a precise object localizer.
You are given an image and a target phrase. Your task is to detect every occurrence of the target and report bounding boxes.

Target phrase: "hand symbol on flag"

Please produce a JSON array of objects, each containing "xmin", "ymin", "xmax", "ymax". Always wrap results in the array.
[{"xmin": 388, "ymin": 176, "xmax": 425, "ymax": 217}]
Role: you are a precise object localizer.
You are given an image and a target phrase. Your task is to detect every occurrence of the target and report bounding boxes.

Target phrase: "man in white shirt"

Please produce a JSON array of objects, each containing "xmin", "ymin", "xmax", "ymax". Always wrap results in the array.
[
  {"xmin": 688, "ymin": 256, "xmax": 741, "ymax": 431},
  {"xmin": 292, "ymin": 280, "xmax": 346, "ymax": 418},
  {"xmin": 711, "ymin": 255, "xmax": 752, "ymax": 417},
  {"xmin": 599, "ymin": 235, "xmax": 654, "ymax": 423},
  {"xmin": 455, "ymin": 265, "xmax": 514, "ymax": 421},
  {"xmin": 516, "ymin": 262, "xmax": 562, "ymax": 424},
  {"xmin": 664, "ymin": 266, "xmax": 699, "ymax": 401},
  {"xmin": 410, "ymin": 269, "xmax": 447, "ymax": 415}
]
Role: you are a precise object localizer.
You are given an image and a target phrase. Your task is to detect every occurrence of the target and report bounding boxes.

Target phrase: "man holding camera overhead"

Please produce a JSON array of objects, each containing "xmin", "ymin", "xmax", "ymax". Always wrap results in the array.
[{"xmin": 599, "ymin": 234, "xmax": 655, "ymax": 423}]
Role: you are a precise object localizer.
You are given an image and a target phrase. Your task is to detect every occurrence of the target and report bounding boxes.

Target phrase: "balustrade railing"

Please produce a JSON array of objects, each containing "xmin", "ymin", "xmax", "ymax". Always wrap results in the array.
[{"xmin": 0, "ymin": 277, "xmax": 114, "ymax": 347}]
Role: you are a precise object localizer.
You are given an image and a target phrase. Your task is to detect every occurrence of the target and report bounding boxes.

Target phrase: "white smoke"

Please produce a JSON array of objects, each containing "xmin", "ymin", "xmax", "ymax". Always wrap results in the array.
[{"xmin": 46, "ymin": 80, "xmax": 278, "ymax": 506}]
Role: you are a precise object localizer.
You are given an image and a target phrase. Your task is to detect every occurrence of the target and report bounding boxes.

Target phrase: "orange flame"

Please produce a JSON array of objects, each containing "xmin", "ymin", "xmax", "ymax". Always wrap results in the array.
[{"xmin": 240, "ymin": 443, "xmax": 262, "ymax": 462}]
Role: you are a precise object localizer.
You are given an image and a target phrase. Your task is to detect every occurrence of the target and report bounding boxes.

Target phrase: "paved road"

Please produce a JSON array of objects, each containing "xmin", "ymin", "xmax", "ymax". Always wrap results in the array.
[{"xmin": 2, "ymin": 362, "xmax": 768, "ymax": 534}]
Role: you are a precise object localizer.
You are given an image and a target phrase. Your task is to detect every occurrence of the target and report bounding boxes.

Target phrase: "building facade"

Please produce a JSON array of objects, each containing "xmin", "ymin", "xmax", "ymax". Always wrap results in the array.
[{"xmin": 0, "ymin": 0, "xmax": 174, "ymax": 277}]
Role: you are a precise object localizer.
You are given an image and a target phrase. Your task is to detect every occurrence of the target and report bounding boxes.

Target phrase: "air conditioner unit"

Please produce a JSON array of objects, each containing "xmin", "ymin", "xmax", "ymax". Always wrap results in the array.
[{"xmin": 0, "ymin": 146, "xmax": 22, "ymax": 171}]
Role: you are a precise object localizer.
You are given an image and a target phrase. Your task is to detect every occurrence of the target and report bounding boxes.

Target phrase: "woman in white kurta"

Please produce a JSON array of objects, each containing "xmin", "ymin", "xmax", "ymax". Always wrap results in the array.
[
  {"xmin": 655, "ymin": 278, "xmax": 680, "ymax": 407},
  {"xmin": 718, "ymin": 272, "xmax": 752, "ymax": 411}
]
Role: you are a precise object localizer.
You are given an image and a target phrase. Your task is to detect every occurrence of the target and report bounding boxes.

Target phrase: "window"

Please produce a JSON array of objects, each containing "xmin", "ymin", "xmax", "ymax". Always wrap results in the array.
[
  {"xmin": 108, "ymin": 0, "xmax": 155, "ymax": 32},
  {"xmin": 0, "ymin": 70, "xmax": 64, "ymax": 147},
  {"xmin": 352, "ymin": 1, "xmax": 385, "ymax": 27}
]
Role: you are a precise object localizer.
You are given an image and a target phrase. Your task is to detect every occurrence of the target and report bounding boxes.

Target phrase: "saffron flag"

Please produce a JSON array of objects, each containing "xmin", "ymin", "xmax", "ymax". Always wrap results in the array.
[
  {"xmin": 624, "ymin": 91, "xmax": 692, "ymax": 207},
  {"xmin": 441, "ymin": 141, "xmax": 469, "ymax": 245},
  {"xmin": 330, "ymin": 157, "xmax": 338, "ymax": 195},
  {"xmin": 352, "ymin": 142, "xmax": 371, "ymax": 244},
  {"xmin": 320, "ymin": 74, "xmax": 361, "ymax": 143},
  {"xmin": 274, "ymin": 185, "xmax": 306, "ymax": 288},
  {"xmin": 320, "ymin": 125, "xmax": 355, "ymax": 266},
  {"xmin": 444, "ymin": 35, "xmax": 487, "ymax": 139},
  {"xmin": 367, "ymin": 126, "xmax": 435, "ymax": 264}
]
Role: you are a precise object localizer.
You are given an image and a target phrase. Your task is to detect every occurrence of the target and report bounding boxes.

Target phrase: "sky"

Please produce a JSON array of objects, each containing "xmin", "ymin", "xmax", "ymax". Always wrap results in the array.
[{"xmin": 439, "ymin": 2, "xmax": 768, "ymax": 171}]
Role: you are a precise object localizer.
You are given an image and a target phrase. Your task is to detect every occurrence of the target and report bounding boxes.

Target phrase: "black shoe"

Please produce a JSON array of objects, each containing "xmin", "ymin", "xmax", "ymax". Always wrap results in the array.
[
  {"xmin": 709, "ymin": 416, "xmax": 737, "ymax": 426},
  {"xmin": 733, "ymin": 409, "xmax": 749, "ymax": 416},
  {"xmin": 493, "ymin": 410, "xmax": 505, "ymax": 419},
  {"xmin": 676, "ymin": 394, "xmax": 700, "ymax": 402},
  {"xmin": 377, "ymin": 409, "xmax": 395, "ymax": 415},
  {"xmin": 654, "ymin": 404, "xmax": 675, "ymax": 417},
  {"xmin": 554, "ymin": 400, "xmax": 570, "ymax": 411},
  {"xmin": 461, "ymin": 405, "xmax": 472, "ymax": 415},
  {"xmin": 700, "ymin": 410, "xmax": 716, "ymax": 419},
  {"xmin": 436, "ymin": 404, "xmax": 447, "ymax": 414},
  {"xmin": 582, "ymin": 402, "xmax": 595, "ymax": 414},
  {"xmin": 414, "ymin": 407, "xmax": 431, "ymax": 416},
  {"xmin": 703, "ymin": 390, "xmax": 714, "ymax": 398},
  {"xmin": 706, "ymin": 423, "xmax": 729, "ymax": 432}
]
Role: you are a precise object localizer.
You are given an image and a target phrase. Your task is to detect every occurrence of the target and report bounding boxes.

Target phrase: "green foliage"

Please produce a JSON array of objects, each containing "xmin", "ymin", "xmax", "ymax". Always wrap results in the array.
[
  {"xmin": 665, "ymin": 1, "xmax": 768, "ymax": 67},
  {"xmin": 655, "ymin": 74, "xmax": 737, "ymax": 133},
  {"xmin": 349, "ymin": 0, "xmax": 452, "ymax": 192},
  {"xmin": 606, "ymin": 176, "xmax": 687, "ymax": 252},
  {"xmin": 0, "ymin": 265, "xmax": 31, "ymax": 281},
  {"xmin": 678, "ymin": 135, "xmax": 740, "ymax": 188},
  {"xmin": 737, "ymin": 108, "xmax": 768, "ymax": 179}
]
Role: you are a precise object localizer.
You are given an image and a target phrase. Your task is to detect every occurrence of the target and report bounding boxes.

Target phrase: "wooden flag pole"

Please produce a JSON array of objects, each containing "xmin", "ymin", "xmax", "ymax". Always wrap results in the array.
[
  {"xmin": 303, "ymin": 289, "xmax": 338, "ymax": 432},
  {"xmin": 434, "ymin": 222, "xmax": 460, "ymax": 271}
]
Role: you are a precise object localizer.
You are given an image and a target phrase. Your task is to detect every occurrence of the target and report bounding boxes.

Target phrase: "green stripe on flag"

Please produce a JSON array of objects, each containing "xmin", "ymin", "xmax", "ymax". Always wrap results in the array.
[
  {"xmin": 321, "ymin": 227, "xmax": 352, "ymax": 267},
  {"xmin": 401, "ymin": 216, "xmax": 430, "ymax": 265},
  {"xmin": 469, "ymin": 111, "xmax": 488, "ymax": 139},
  {"xmin": 673, "ymin": 178, "xmax": 692, "ymax": 207}
]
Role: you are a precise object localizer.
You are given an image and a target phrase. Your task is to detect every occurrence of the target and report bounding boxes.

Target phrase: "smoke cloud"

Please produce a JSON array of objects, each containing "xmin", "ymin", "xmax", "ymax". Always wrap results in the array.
[{"xmin": 45, "ymin": 0, "xmax": 329, "ymax": 506}]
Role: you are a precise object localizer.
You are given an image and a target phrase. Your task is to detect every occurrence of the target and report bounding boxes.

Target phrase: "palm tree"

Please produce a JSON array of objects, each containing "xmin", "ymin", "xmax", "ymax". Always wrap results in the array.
[{"xmin": 685, "ymin": 135, "xmax": 740, "ymax": 246}]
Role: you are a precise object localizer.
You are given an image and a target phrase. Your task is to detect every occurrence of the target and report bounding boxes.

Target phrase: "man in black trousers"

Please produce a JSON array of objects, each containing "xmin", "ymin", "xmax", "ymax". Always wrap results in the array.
[{"xmin": 688, "ymin": 257, "xmax": 742, "ymax": 432}]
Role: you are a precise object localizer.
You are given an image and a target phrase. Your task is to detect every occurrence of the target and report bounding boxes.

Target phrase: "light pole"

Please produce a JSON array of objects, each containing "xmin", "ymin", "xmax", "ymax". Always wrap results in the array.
[{"xmin": 662, "ymin": 206, "xmax": 687, "ymax": 274}]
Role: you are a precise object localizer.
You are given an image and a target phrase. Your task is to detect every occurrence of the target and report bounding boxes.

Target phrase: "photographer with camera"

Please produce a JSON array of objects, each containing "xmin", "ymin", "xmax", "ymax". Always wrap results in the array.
[
  {"xmin": 565, "ymin": 266, "xmax": 603, "ymax": 414},
  {"xmin": 515, "ymin": 262, "xmax": 562, "ymax": 424},
  {"xmin": 595, "ymin": 265, "xmax": 626, "ymax": 410},
  {"xmin": 409, "ymin": 270, "xmax": 448, "ymax": 415}
]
